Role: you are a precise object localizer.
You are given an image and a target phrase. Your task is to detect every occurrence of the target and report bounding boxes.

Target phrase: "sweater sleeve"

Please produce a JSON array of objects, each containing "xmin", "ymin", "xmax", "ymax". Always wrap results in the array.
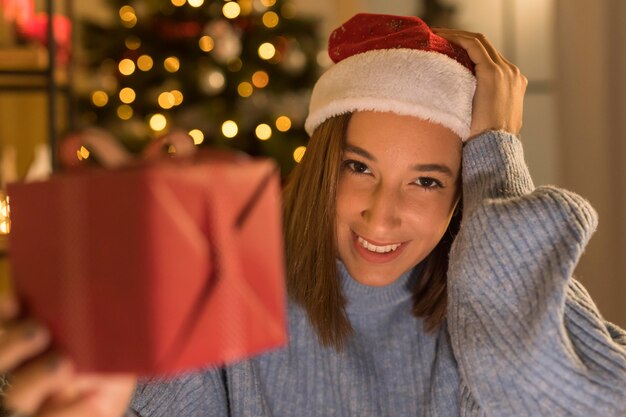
[
  {"xmin": 129, "ymin": 367, "xmax": 229, "ymax": 417},
  {"xmin": 447, "ymin": 131, "xmax": 626, "ymax": 417}
]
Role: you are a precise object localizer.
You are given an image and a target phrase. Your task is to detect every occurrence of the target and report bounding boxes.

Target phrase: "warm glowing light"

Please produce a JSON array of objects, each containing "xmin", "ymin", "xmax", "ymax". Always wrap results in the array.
[
  {"xmin": 189, "ymin": 129, "xmax": 204, "ymax": 145},
  {"xmin": 222, "ymin": 1, "xmax": 241, "ymax": 19},
  {"xmin": 258, "ymin": 43, "xmax": 276, "ymax": 60},
  {"xmin": 119, "ymin": 87, "xmax": 136, "ymax": 104},
  {"xmin": 227, "ymin": 58, "xmax": 242, "ymax": 72},
  {"xmin": 222, "ymin": 120, "xmax": 238, "ymax": 138},
  {"xmin": 0, "ymin": 195, "xmax": 10, "ymax": 235},
  {"xmin": 281, "ymin": 2, "xmax": 296, "ymax": 18},
  {"xmin": 188, "ymin": 0, "xmax": 204, "ymax": 6},
  {"xmin": 158, "ymin": 92, "xmax": 176, "ymax": 109},
  {"xmin": 77, "ymin": 146, "xmax": 90, "ymax": 160},
  {"xmin": 119, "ymin": 59, "xmax": 136, "ymax": 75},
  {"xmin": 293, "ymin": 145, "xmax": 306, "ymax": 162},
  {"xmin": 255, "ymin": 123, "xmax": 272, "ymax": 140},
  {"xmin": 149, "ymin": 114, "xmax": 167, "ymax": 131},
  {"xmin": 119, "ymin": 6, "xmax": 137, "ymax": 28},
  {"xmin": 208, "ymin": 71, "xmax": 225, "ymax": 89},
  {"xmin": 125, "ymin": 36, "xmax": 141, "ymax": 50},
  {"xmin": 137, "ymin": 55, "xmax": 153, "ymax": 71},
  {"xmin": 92, "ymin": 90, "xmax": 109, "ymax": 107},
  {"xmin": 119, "ymin": 5, "xmax": 135, "ymax": 19},
  {"xmin": 171, "ymin": 0, "xmax": 186, "ymax": 5},
  {"xmin": 275, "ymin": 115, "xmax": 291, "ymax": 132},
  {"xmin": 260, "ymin": 0, "xmax": 276, "ymax": 6},
  {"xmin": 199, "ymin": 35, "xmax": 214, "ymax": 52},
  {"xmin": 117, "ymin": 105, "xmax": 133, "ymax": 120},
  {"xmin": 237, "ymin": 82, "xmax": 253, "ymax": 97},
  {"xmin": 252, "ymin": 70, "xmax": 269, "ymax": 88},
  {"xmin": 262, "ymin": 11, "xmax": 279, "ymax": 28},
  {"xmin": 164, "ymin": 57, "xmax": 180, "ymax": 72},
  {"xmin": 171, "ymin": 90, "xmax": 184, "ymax": 105}
]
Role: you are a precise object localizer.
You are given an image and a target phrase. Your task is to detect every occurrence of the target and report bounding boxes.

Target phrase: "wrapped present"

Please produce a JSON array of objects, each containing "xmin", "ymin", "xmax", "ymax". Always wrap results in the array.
[{"xmin": 7, "ymin": 151, "xmax": 287, "ymax": 376}]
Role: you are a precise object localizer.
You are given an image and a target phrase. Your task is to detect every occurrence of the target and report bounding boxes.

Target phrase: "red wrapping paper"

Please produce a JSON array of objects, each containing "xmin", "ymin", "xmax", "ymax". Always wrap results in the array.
[{"xmin": 7, "ymin": 153, "xmax": 287, "ymax": 376}]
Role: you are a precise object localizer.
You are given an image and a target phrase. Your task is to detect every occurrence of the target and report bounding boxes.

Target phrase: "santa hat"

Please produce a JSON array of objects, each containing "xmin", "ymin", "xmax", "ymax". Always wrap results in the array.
[{"xmin": 305, "ymin": 13, "xmax": 477, "ymax": 141}]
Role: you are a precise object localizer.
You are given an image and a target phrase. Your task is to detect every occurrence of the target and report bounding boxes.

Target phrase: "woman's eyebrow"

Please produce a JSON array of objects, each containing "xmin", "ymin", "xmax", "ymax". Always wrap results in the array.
[
  {"xmin": 412, "ymin": 163, "xmax": 454, "ymax": 177},
  {"xmin": 344, "ymin": 144, "xmax": 375, "ymax": 161}
]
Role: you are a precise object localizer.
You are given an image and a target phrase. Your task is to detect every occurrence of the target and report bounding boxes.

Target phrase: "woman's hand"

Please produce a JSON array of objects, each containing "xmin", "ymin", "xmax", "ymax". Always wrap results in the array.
[
  {"xmin": 0, "ymin": 295, "xmax": 137, "ymax": 417},
  {"xmin": 433, "ymin": 28, "xmax": 528, "ymax": 140}
]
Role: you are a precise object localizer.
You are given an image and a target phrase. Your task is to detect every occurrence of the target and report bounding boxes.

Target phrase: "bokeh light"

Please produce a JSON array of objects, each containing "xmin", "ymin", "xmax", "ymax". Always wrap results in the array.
[
  {"xmin": 223, "ymin": 2, "xmax": 241, "ymax": 19},
  {"xmin": 199, "ymin": 35, "xmax": 215, "ymax": 52},
  {"xmin": 255, "ymin": 123, "xmax": 272, "ymax": 140},
  {"xmin": 164, "ymin": 57, "xmax": 180, "ymax": 72},
  {"xmin": 222, "ymin": 120, "xmax": 238, "ymax": 138},
  {"xmin": 119, "ymin": 87, "xmax": 136, "ymax": 104},
  {"xmin": 189, "ymin": 129, "xmax": 204, "ymax": 145},
  {"xmin": 158, "ymin": 92, "xmax": 176, "ymax": 109},
  {"xmin": 149, "ymin": 114, "xmax": 167, "ymax": 131},
  {"xmin": 137, "ymin": 55, "xmax": 153, "ymax": 71},
  {"xmin": 119, "ymin": 59, "xmax": 136, "ymax": 75},
  {"xmin": 188, "ymin": 0, "xmax": 204, "ymax": 6},
  {"xmin": 258, "ymin": 43, "xmax": 276, "ymax": 60},
  {"xmin": 171, "ymin": 0, "xmax": 186, "ymax": 5},
  {"xmin": 171, "ymin": 90, "xmax": 184, "ymax": 105},
  {"xmin": 262, "ymin": 11, "xmax": 279, "ymax": 28},
  {"xmin": 275, "ymin": 115, "xmax": 292, "ymax": 132},
  {"xmin": 91, "ymin": 90, "xmax": 108, "ymax": 107},
  {"xmin": 125, "ymin": 36, "xmax": 141, "ymax": 50},
  {"xmin": 252, "ymin": 70, "xmax": 269, "ymax": 88},
  {"xmin": 293, "ymin": 146, "xmax": 306, "ymax": 162},
  {"xmin": 117, "ymin": 105, "xmax": 133, "ymax": 120},
  {"xmin": 237, "ymin": 82, "xmax": 253, "ymax": 98}
]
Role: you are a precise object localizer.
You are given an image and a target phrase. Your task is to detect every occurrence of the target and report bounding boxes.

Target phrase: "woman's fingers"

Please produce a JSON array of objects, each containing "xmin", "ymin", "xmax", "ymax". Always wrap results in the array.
[
  {"xmin": 0, "ymin": 320, "xmax": 51, "ymax": 373},
  {"xmin": 3, "ymin": 352, "xmax": 74, "ymax": 415},
  {"xmin": 433, "ymin": 28, "xmax": 503, "ymax": 64},
  {"xmin": 432, "ymin": 28, "xmax": 527, "ymax": 137}
]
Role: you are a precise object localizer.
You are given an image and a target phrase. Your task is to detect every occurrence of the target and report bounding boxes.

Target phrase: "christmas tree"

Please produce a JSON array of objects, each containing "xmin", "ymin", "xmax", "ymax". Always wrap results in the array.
[{"xmin": 78, "ymin": 0, "xmax": 323, "ymax": 174}]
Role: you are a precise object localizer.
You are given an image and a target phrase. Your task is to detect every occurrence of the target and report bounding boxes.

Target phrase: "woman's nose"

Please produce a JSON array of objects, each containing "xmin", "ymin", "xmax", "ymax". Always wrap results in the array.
[{"xmin": 360, "ymin": 183, "xmax": 402, "ymax": 232}]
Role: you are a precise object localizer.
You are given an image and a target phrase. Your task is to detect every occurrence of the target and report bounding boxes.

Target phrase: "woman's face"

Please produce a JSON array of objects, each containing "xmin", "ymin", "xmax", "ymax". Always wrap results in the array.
[{"xmin": 335, "ymin": 111, "xmax": 462, "ymax": 286}]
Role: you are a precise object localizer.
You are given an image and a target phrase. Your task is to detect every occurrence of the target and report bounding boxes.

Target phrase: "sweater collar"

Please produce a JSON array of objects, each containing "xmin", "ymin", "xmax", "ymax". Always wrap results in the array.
[{"xmin": 337, "ymin": 260, "xmax": 423, "ymax": 313}]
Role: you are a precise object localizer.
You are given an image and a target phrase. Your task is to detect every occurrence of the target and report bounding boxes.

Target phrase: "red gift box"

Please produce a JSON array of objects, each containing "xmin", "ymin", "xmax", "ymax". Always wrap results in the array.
[{"xmin": 7, "ymin": 153, "xmax": 287, "ymax": 376}]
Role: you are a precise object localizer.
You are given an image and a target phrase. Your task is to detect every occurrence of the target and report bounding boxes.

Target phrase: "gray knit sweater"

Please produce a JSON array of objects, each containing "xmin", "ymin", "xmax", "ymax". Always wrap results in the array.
[{"xmin": 130, "ymin": 131, "xmax": 626, "ymax": 416}]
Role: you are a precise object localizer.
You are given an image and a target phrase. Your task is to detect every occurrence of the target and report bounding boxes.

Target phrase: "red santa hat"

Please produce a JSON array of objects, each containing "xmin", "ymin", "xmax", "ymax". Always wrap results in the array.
[{"xmin": 305, "ymin": 13, "xmax": 477, "ymax": 141}]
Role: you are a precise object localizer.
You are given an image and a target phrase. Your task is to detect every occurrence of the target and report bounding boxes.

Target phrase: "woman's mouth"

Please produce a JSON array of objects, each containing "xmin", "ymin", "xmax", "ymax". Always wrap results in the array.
[{"xmin": 356, "ymin": 236, "xmax": 401, "ymax": 253}]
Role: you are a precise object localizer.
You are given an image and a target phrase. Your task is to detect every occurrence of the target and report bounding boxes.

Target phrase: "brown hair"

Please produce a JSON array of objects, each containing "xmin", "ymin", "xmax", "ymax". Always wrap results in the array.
[{"xmin": 282, "ymin": 114, "xmax": 462, "ymax": 350}]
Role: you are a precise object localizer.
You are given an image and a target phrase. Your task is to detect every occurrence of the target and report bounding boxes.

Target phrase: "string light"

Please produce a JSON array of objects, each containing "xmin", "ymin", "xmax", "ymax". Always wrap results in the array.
[
  {"xmin": 252, "ymin": 70, "xmax": 269, "ymax": 88},
  {"xmin": 222, "ymin": 2, "xmax": 241, "ymax": 19},
  {"xmin": 117, "ymin": 105, "xmax": 133, "ymax": 120},
  {"xmin": 255, "ymin": 123, "xmax": 272, "ymax": 140},
  {"xmin": 189, "ymin": 129, "xmax": 204, "ymax": 145},
  {"xmin": 275, "ymin": 115, "xmax": 291, "ymax": 132},
  {"xmin": 222, "ymin": 120, "xmax": 238, "ymax": 138},
  {"xmin": 119, "ymin": 5, "xmax": 137, "ymax": 28},
  {"xmin": 199, "ymin": 35, "xmax": 215, "ymax": 52},
  {"xmin": 262, "ymin": 11, "xmax": 279, "ymax": 28},
  {"xmin": 171, "ymin": 0, "xmax": 186, "ymax": 5},
  {"xmin": 119, "ymin": 87, "xmax": 136, "ymax": 104},
  {"xmin": 137, "ymin": 55, "xmax": 153, "ymax": 71},
  {"xmin": 91, "ymin": 90, "xmax": 109, "ymax": 107},
  {"xmin": 258, "ymin": 43, "xmax": 276, "ymax": 60},
  {"xmin": 158, "ymin": 92, "xmax": 176, "ymax": 109},
  {"xmin": 293, "ymin": 145, "xmax": 306, "ymax": 163},
  {"xmin": 119, "ymin": 59, "xmax": 136, "ymax": 75},
  {"xmin": 188, "ymin": 0, "xmax": 204, "ymax": 6},
  {"xmin": 164, "ymin": 57, "xmax": 180, "ymax": 72},
  {"xmin": 171, "ymin": 90, "xmax": 184, "ymax": 105},
  {"xmin": 77, "ymin": 146, "xmax": 90, "ymax": 160},
  {"xmin": 125, "ymin": 36, "xmax": 141, "ymax": 50},
  {"xmin": 0, "ymin": 195, "xmax": 10, "ymax": 235},
  {"xmin": 149, "ymin": 114, "xmax": 167, "ymax": 131},
  {"xmin": 237, "ymin": 82, "xmax": 253, "ymax": 97}
]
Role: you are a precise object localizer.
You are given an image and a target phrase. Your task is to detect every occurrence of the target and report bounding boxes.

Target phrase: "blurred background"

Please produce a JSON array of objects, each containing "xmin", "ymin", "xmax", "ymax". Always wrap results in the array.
[{"xmin": 0, "ymin": 0, "xmax": 624, "ymax": 328}]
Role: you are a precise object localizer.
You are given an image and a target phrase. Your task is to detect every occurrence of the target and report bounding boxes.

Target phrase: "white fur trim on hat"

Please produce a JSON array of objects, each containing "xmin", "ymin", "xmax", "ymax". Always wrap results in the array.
[{"xmin": 305, "ymin": 48, "xmax": 477, "ymax": 140}]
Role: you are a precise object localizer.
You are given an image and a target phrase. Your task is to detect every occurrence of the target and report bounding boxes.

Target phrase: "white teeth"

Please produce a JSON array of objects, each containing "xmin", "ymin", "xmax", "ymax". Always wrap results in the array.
[{"xmin": 357, "ymin": 236, "xmax": 401, "ymax": 253}]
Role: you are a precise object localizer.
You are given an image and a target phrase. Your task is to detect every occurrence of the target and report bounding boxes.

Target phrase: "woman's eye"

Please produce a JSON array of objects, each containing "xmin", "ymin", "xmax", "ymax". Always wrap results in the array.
[
  {"xmin": 343, "ymin": 160, "xmax": 371, "ymax": 175},
  {"xmin": 415, "ymin": 177, "xmax": 443, "ymax": 189}
]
